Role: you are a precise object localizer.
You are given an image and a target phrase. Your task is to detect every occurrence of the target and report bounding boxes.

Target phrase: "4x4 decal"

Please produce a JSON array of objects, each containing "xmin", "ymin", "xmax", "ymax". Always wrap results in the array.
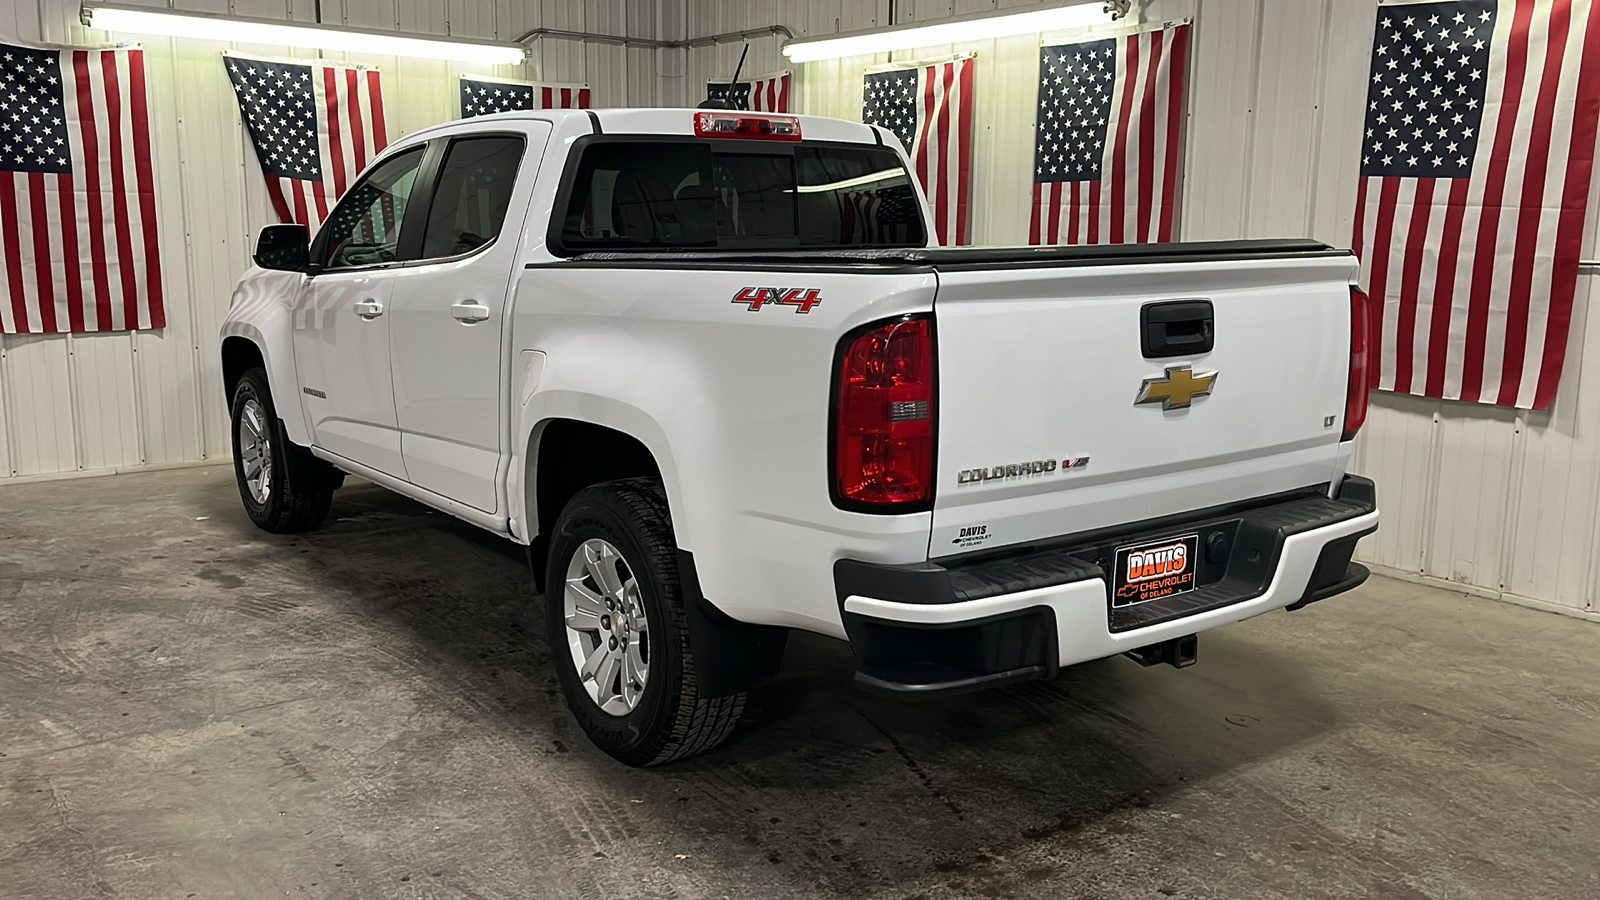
[{"xmin": 732, "ymin": 287, "xmax": 822, "ymax": 314}]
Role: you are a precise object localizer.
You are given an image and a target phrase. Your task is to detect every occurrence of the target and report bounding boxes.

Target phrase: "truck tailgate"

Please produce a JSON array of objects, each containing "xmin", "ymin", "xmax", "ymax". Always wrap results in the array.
[{"xmin": 926, "ymin": 245, "xmax": 1359, "ymax": 559}]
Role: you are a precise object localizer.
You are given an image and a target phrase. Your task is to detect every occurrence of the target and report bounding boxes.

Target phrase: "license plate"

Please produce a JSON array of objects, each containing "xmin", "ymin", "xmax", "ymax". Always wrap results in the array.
[{"xmin": 1111, "ymin": 533, "xmax": 1200, "ymax": 607}]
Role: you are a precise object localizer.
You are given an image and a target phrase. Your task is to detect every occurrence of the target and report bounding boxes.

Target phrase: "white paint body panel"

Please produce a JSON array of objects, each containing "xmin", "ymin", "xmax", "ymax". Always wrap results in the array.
[
  {"xmin": 292, "ymin": 271, "xmax": 405, "ymax": 478},
  {"xmin": 390, "ymin": 121, "xmax": 555, "ymax": 514},
  {"xmin": 225, "ymin": 107, "xmax": 1373, "ymax": 646},
  {"xmin": 929, "ymin": 255, "xmax": 1361, "ymax": 557}
]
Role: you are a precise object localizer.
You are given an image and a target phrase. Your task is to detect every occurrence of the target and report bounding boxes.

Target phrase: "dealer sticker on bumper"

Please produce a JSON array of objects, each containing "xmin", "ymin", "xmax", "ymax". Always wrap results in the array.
[{"xmin": 1112, "ymin": 533, "xmax": 1200, "ymax": 607}]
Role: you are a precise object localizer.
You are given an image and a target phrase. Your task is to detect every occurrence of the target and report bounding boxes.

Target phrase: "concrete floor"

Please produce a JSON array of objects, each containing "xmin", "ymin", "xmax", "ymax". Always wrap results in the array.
[{"xmin": 1, "ymin": 466, "xmax": 1597, "ymax": 899}]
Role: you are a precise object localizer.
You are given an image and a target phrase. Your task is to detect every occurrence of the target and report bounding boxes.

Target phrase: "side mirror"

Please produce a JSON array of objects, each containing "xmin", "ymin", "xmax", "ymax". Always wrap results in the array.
[{"xmin": 254, "ymin": 223, "xmax": 309, "ymax": 271}]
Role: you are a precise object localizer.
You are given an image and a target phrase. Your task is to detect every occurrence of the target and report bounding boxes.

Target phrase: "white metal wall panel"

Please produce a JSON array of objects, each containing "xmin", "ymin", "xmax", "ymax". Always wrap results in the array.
[
  {"xmin": 2, "ymin": 337, "xmax": 77, "ymax": 476},
  {"xmin": 1174, "ymin": 0, "xmax": 1256, "ymax": 240},
  {"xmin": 71, "ymin": 333, "xmax": 142, "ymax": 471},
  {"xmin": 1243, "ymin": 0, "xmax": 1326, "ymax": 239}
]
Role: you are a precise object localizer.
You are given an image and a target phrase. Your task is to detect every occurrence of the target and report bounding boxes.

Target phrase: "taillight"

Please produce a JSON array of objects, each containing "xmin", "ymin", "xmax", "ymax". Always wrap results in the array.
[
  {"xmin": 693, "ymin": 111, "xmax": 802, "ymax": 141},
  {"xmin": 833, "ymin": 316, "xmax": 935, "ymax": 509},
  {"xmin": 1343, "ymin": 288, "xmax": 1371, "ymax": 441}
]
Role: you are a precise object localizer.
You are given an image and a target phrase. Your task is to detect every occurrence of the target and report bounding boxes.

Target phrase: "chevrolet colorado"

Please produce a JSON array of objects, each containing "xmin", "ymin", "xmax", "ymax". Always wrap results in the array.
[{"xmin": 220, "ymin": 108, "xmax": 1379, "ymax": 766}]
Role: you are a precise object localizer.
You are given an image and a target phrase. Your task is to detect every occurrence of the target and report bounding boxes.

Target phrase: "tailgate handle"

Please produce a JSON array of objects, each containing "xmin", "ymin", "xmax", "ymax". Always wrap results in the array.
[{"xmin": 1142, "ymin": 300, "xmax": 1214, "ymax": 358}]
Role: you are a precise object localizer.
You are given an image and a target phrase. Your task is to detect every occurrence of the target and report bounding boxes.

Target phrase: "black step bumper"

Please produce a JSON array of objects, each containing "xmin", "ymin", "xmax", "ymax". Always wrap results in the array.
[{"xmin": 835, "ymin": 476, "xmax": 1379, "ymax": 696}]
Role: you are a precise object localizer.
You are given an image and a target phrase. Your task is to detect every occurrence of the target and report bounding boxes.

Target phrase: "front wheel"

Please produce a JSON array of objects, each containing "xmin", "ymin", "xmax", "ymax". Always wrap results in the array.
[
  {"xmin": 230, "ymin": 367, "xmax": 336, "ymax": 533},
  {"xmin": 545, "ymin": 478, "xmax": 744, "ymax": 766}
]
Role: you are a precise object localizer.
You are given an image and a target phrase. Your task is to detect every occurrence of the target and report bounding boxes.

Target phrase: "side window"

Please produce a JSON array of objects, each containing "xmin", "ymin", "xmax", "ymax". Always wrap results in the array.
[
  {"xmin": 420, "ymin": 136, "xmax": 526, "ymax": 259},
  {"xmin": 321, "ymin": 146, "xmax": 425, "ymax": 271}
]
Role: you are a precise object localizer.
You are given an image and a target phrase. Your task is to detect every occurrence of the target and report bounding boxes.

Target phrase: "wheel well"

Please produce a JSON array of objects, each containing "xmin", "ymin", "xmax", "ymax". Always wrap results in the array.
[
  {"xmin": 529, "ymin": 419, "xmax": 662, "ymax": 592},
  {"xmin": 221, "ymin": 337, "xmax": 266, "ymax": 402}
]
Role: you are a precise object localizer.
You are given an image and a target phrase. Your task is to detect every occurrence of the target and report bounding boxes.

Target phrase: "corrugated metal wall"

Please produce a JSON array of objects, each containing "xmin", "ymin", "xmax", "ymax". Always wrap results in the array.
[
  {"xmin": 7, "ymin": 0, "xmax": 1600, "ymax": 622},
  {"xmin": 0, "ymin": 0, "xmax": 677, "ymax": 483},
  {"xmin": 686, "ymin": 0, "xmax": 1600, "ymax": 622}
]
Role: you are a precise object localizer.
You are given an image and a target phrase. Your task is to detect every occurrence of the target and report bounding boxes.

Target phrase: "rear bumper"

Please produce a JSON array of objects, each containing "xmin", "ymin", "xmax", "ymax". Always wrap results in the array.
[{"xmin": 834, "ymin": 476, "xmax": 1378, "ymax": 696}]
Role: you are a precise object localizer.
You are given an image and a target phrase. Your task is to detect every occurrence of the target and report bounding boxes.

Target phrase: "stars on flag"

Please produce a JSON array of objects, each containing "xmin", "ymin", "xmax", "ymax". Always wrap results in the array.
[
  {"xmin": 1360, "ymin": 0, "xmax": 1495, "ymax": 178},
  {"xmin": 1033, "ymin": 39, "xmax": 1116, "ymax": 183},
  {"xmin": 0, "ymin": 45, "xmax": 70, "ymax": 173},
  {"xmin": 226, "ymin": 57, "xmax": 321, "ymax": 181},
  {"xmin": 461, "ymin": 79, "xmax": 532, "ymax": 117}
]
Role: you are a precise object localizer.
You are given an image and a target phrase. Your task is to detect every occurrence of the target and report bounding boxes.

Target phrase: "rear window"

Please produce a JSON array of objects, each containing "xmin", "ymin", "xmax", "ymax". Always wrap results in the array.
[{"xmin": 555, "ymin": 139, "xmax": 926, "ymax": 253}]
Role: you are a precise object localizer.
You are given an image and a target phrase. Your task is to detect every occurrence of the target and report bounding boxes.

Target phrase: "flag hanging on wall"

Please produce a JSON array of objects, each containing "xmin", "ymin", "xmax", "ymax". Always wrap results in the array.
[
  {"xmin": 1354, "ymin": 0, "xmax": 1600, "ymax": 410},
  {"xmin": 705, "ymin": 71, "xmax": 791, "ymax": 111},
  {"xmin": 225, "ymin": 53, "xmax": 387, "ymax": 232},
  {"xmin": 460, "ymin": 76, "xmax": 590, "ymax": 118},
  {"xmin": 0, "ymin": 42, "xmax": 164, "ymax": 334},
  {"xmin": 1028, "ymin": 22, "xmax": 1190, "ymax": 247},
  {"xmin": 863, "ymin": 54, "xmax": 974, "ymax": 246}
]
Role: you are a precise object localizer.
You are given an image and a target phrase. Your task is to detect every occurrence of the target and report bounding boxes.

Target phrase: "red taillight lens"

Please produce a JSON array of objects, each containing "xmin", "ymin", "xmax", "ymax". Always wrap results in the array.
[
  {"xmin": 693, "ymin": 111, "xmax": 802, "ymax": 140},
  {"xmin": 833, "ymin": 316, "xmax": 935, "ymax": 508},
  {"xmin": 1343, "ymin": 288, "xmax": 1371, "ymax": 442}
]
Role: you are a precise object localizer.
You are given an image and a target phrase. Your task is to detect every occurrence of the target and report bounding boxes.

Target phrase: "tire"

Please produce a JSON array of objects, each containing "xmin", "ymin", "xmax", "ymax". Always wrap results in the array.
[
  {"xmin": 545, "ymin": 478, "xmax": 745, "ymax": 766},
  {"xmin": 230, "ymin": 367, "xmax": 336, "ymax": 534}
]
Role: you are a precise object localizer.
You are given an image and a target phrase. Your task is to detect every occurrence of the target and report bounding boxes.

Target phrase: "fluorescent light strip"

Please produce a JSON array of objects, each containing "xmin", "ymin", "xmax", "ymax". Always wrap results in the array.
[
  {"xmin": 83, "ymin": 3, "xmax": 527, "ymax": 65},
  {"xmin": 795, "ymin": 168, "xmax": 905, "ymax": 193},
  {"xmin": 781, "ymin": 3, "xmax": 1113, "ymax": 62}
]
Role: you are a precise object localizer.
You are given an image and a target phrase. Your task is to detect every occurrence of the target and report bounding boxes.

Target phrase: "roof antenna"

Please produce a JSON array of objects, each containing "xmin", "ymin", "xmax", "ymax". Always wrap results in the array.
[
  {"xmin": 696, "ymin": 43, "xmax": 751, "ymax": 110},
  {"xmin": 729, "ymin": 43, "xmax": 751, "ymax": 110}
]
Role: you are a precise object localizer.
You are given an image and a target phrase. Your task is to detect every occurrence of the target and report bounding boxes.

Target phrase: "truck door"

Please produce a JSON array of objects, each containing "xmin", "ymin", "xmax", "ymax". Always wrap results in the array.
[
  {"xmin": 291, "ymin": 144, "xmax": 427, "ymax": 478},
  {"xmin": 387, "ymin": 125, "xmax": 548, "ymax": 513}
]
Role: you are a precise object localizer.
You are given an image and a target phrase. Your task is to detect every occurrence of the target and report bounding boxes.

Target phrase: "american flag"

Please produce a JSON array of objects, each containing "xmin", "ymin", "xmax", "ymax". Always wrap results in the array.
[
  {"xmin": 225, "ymin": 54, "xmax": 387, "ymax": 232},
  {"xmin": 839, "ymin": 184, "xmax": 920, "ymax": 244},
  {"xmin": 1354, "ymin": 0, "xmax": 1600, "ymax": 410},
  {"xmin": 1029, "ymin": 24, "xmax": 1190, "ymax": 246},
  {"xmin": 863, "ymin": 54, "xmax": 974, "ymax": 246},
  {"xmin": 705, "ymin": 71, "xmax": 791, "ymax": 112},
  {"xmin": 461, "ymin": 77, "xmax": 589, "ymax": 117},
  {"xmin": 0, "ymin": 42, "xmax": 163, "ymax": 334}
]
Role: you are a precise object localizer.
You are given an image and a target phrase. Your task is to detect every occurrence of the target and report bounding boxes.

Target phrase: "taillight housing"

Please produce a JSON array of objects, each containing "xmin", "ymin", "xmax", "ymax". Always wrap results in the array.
[
  {"xmin": 693, "ymin": 111, "xmax": 802, "ymax": 141},
  {"xmin": 1343, "ymin": 288, "xmax": 1371, "ymax": 442},
  {"xmin": 832, "ymin": 316, "xmax": 936, "ymax": 510}
]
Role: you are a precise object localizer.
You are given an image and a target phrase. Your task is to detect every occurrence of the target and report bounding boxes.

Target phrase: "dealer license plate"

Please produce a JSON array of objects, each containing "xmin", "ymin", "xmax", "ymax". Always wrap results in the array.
[{"xmin": 1111, "ymin": 533, "xmax": 1200, "ymax": 607}]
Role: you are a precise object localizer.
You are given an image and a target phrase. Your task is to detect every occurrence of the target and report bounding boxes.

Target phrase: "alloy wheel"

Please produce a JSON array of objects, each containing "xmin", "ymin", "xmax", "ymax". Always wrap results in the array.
[
  {"xmin": 562, "ymin": 538, "xmax": 650, "ymax": 716},
  {"xmin": 238, "ymin": 398, "xmax": 273, "ymax": 505}
]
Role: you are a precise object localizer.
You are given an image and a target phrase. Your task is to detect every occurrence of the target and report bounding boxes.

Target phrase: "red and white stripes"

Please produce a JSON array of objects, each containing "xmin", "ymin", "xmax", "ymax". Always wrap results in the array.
[
  {"xmin": 261, "ymin": 61, "xmax": 387, "ymax": 233},
  {"xmin": 747, "ymin": 73, "xmax": 791, "ymax": 112},
  {"xmin": 1354, "ymin": 0, "xmax": 1600, "ymax": 409},
  {"xmin": 0, "ymin": 46, "xmax": 163, "ymax": 334},
  {"xmin": 874, "ymin": 54, "xmax": 974, "ymax": 247},
  {"xmin": 1029, "ymin": 23, "xmax": 1190, "ymax": 247},
  {"xmin": 537, "ymin": 84, "xmax": 591, "ymax": 109}
]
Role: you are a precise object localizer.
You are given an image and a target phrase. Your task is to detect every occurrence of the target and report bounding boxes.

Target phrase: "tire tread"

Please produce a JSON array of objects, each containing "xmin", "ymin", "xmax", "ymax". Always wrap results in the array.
[
  {"xmin": 570, "ymin": 477, "xmax": 746, "ymax": 766},
  {"xmin": 232, "ymin": 368, "xmax": 336, "ymax": 534}
]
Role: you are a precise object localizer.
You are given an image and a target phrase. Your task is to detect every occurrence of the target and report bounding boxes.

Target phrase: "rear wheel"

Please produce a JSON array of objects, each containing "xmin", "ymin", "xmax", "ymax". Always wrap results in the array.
[
  {"xmin": 546, "ymin": 478, "xmax": 744, "ymax": 766},
  {"xmin": 230, "ymin": 367, "xmax": 337, "ymax": 533}
]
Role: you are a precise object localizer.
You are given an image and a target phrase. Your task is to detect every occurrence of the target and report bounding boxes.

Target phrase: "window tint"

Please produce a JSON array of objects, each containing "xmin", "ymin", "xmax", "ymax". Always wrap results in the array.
[
  {"xmin": 559, "ymin": 140, "xmax": 925, "ymax": 252},
  {"xmin": 321, "ymin": 146, "xmax": 425, "ymax": 271},
  {"xmin": 421, "ymin": 136, "xmax": 526, "ymax": 259}
]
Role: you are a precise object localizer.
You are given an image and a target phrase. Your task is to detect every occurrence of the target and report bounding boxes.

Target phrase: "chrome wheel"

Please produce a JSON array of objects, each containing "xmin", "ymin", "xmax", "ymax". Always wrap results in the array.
[
  {"xmin": 563, "ymin": 538, "xmax": 649, "ymax": 716},
  {"xmin": 237, "ymin": 398, "xmax": 273, "ymax": 505}
]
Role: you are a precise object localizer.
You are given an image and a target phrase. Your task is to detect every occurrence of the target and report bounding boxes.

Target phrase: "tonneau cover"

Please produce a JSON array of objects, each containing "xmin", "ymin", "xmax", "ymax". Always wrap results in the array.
[{"xmin": 556, "ymin": 239, "xmax": 1344, "ymax": 269}]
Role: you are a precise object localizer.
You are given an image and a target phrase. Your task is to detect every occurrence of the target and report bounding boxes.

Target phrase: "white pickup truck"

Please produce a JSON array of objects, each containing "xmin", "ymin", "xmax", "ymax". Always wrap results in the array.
[{"xmin": 221, "ymin": 108, "xmax": 1379, "ymax": 766}]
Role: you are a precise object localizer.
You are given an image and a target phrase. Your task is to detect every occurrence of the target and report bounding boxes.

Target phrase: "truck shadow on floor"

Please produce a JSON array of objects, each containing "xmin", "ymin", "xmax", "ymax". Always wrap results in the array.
[{"xmin": 245, "ymin": 479, "xmax": 1346, "ymax": 897}]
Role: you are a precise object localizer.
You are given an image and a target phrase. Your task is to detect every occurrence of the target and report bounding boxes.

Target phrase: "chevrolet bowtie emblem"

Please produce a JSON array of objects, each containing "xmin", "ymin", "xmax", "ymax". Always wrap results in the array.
[{"xmin": 1135, "ymin": 365, "xmax": 1217, "ymax": 410}]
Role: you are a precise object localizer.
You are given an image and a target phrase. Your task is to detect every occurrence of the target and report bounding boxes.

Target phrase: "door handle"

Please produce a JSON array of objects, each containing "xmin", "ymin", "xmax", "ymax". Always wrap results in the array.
[
  {"xmin": 1141, "ymin": 300, "xmax": 1213, "ymax": 358},
  {"xmin": 451, "ymin": 300, "xmax": 491, "ymax": 323},
  {"xmin": 353, "ymin": 298, "xmax": 384, "ymax": 319}
]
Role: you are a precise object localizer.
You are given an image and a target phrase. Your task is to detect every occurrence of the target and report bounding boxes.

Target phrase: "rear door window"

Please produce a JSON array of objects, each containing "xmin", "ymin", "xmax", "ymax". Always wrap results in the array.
[
  {"xmin": 557, "ymin": 139, "xmax": 925, "ymax": 252},
  {"xmin": 419, "ymin": 135, "xmax": 526, "ymax": 260}
]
